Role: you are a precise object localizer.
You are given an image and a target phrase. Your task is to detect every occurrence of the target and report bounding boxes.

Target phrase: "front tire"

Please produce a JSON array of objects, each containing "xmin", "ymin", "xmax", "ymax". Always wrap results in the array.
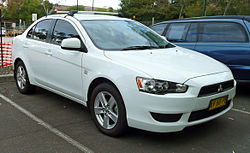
[
  {"xmin": 15, "ymin": 61, "xmax": 35, "ymax": 94},
  {"xmin": 90, "ymin": 83, "xmax": 128, "ymax": 137}
]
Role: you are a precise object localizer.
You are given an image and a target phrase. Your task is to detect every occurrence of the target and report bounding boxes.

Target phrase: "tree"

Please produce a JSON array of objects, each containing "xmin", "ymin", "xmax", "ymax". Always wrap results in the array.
[
  {"xmin": 120, "ymin": 0, "xmax": 250, "ymax": 23},
  {"xmin": 120, "ymin": 0, "xmax": 161, "ymax": 21},
  {"xmin": 108, "ymin": 7, "xmax": 114, "ymax": 12},
  {"xmin": 236, "ymin": 0, "xmax": 250, "ymax": 15},
  {"xmin": 4, "ymin": 0, "xmax": 53, "ymax": 23},
  {"xmin": 178, "ymin": 0, "xmax": 187, "ymax": 19},
  {"xmin": 223, "ymin": 0, "xmax": 250, "ymax": 15},
  {"xmin": 154, "ymin": 0, "xmax": 178, "ymax": 20},
  {"xmin": 19, "ymin": 0, "xmax": 46, "ymax": 23},
  {"xmin": 206, "ymin": 0, "xmax": 250, "ymax": 16},
  {"xmin": 42, "ymin": 0, "xmax": 53, "ymax": 15},
  {"xmin": 184, "ymin": 1, "xmax": 203, "ymax": 17},
  {"xmin": 4, "ymin": 0, "xmax": 24, "ymax": 21}
]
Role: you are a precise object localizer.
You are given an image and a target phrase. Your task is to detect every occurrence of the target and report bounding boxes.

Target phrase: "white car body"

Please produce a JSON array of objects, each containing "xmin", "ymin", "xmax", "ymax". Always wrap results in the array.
[{"xmin": 12, "ymin": 14, "xmax": 236, "ymax": 133}]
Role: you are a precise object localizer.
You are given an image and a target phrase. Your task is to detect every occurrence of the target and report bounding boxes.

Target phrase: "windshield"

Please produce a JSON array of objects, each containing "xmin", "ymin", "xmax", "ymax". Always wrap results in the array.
[{"xmin": 80, "ymin": 20, "xmax": 174, "ymax": 51}]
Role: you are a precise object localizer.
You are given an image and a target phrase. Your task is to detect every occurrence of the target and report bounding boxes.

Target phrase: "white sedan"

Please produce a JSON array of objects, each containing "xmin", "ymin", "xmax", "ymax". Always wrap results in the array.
[{"xmin": 12, "ymin": 11, "xmax": 236, "ymax": 136}]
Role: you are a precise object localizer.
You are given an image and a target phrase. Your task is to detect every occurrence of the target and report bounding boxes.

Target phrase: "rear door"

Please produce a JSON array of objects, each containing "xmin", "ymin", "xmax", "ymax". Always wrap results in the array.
[
  {"xmin": 164, "ymin": 22, "xmax": 197, "ymax": 50},
  {"xmin": 194, "ymin": 21, "xmax": 250, "ymax": 81},
  {"xmin": 25, "ymin": 19, "xmax": 54, "ymax": 83}
]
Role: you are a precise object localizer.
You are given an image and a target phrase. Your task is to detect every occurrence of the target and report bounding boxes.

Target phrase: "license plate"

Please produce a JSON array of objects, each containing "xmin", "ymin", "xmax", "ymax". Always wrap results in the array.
[{"xmin": 209, "ymin": 96, "xmax": 228, "ymax": 111}]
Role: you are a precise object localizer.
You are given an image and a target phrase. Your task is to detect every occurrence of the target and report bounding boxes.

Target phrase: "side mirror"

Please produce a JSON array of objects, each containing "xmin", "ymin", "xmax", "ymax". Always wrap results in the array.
[{"xmin": 61, "ymin": 38, "xmax": 82, "ymax": 51}]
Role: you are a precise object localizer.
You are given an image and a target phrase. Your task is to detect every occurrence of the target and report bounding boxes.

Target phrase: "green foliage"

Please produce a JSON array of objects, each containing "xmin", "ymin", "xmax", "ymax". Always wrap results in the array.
[
  {"xmin": 184, "ymin": 2, "xmax": 203, "ymax": 17},
  {"xmin": 120, "ymin": 0, "xmax": 250, "ymax": 23},
  {"xmin": 4, "ymin": 0, "xmax": 53, "ymax": 23},
  {"xmin": 66, "ymin": 5, "xmax": 85, "ymax": 11},
  {"xmin": 108, "ymin": 7, "xmax": 114, "ymax": 12},
  {"xmin": 43, "ymin": 0, "xmax": 53, "ymax": 14},
  {"xmin": 120, "ymin": 0, "xmax": 157, "ymax": 21},
  {"xmin": 19, "ymin": 0, "xmax": 45, "ymax": 23},
  {"xmin": 4, "ymin": 0, "xmax": 250, "ymax": 25}
]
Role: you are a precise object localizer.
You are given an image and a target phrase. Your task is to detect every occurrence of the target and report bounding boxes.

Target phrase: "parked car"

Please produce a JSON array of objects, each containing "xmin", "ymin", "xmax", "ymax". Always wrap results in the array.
[
  {"xmin": 150, "ymin": 16, "xmax": 250, "ymax": 82},
  {"xmin": 12, "ymin": 11, "xmax": 236, "ymax": 136}
]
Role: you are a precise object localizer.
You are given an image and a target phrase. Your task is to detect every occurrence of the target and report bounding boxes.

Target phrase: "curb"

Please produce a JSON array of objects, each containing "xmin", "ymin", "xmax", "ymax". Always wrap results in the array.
[{"xmin": 0, "ymin": 74, "xmax": 15, "ymax": 83}]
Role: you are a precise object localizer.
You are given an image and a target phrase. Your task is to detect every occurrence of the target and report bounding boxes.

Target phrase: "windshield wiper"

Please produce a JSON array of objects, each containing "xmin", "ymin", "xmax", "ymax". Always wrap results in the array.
[
  {"xmin": 121, "ymin": 46, "xmax": 158, "ymax": 51},
  {"xmin": 159, "ymin": 43, "xmax": 176, "ymax": 48},
  {"xmin": 168, "ymin": 39, "xmax": 185, "ymax": 42}
]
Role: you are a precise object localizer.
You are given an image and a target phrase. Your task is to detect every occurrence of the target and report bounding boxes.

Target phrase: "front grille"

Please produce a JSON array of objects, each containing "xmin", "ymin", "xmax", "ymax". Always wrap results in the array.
[
  {"xmin": 198, "ymin": 80, "xmax": 234, "ymax": 97},
  {"xmin": 188, "ymin": 100, "xmax": 231, "ymax": 122}
]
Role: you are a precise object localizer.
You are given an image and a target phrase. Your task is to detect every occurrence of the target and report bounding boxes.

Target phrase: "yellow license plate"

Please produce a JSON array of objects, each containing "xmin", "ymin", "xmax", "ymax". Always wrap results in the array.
[{"xmin": 209, "ymin": 96, "xmax": 228, "ymax": 111}]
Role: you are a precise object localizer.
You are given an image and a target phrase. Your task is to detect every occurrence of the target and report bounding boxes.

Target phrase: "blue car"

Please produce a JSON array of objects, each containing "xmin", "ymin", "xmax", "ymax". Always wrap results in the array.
[{"xmin": 150, "ymin": 16, "xmax": 250, "ymax": 82}]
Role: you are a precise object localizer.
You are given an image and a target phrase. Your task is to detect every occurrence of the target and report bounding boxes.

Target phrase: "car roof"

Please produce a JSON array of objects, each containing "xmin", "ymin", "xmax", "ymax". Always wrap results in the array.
[
  {"xmin": 153, "ymin": 16, "xmax": 250, "ymax": 25},
  {"xmin": 47, "ymin": 14, "xmax": 125, "ymax": 21}
]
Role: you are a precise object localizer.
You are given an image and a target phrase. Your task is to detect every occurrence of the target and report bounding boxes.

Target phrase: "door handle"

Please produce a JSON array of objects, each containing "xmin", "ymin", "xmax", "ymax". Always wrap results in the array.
[{"xmin": 45, "ymin": 49, "xmax": 52, "ymax": 56}]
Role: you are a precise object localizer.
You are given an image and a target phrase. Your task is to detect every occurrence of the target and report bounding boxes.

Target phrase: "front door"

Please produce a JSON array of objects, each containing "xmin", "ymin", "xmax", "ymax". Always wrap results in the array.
[{"xmin": 45, "ymin": 19, "xmax": 84, "ymax": 99}]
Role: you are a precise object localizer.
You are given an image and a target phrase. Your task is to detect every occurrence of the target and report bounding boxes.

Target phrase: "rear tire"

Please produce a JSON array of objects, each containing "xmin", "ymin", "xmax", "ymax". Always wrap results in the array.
[
  {"xmin": 15, "ymin": 61, "xmax": 36, "ymax": 94},
  {"xmin": 90, "ymin": 83, "xmax": 128, "ymax": 137}
]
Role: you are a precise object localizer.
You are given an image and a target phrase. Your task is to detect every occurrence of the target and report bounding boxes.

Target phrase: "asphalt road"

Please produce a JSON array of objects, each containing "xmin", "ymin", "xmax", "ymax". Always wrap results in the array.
[{"xmin": 0, "ymin": 81, "xmax": 249, "ymax": 153}]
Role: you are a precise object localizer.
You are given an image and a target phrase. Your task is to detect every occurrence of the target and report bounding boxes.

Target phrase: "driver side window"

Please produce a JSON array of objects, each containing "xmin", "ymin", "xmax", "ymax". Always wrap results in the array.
[{"xmin": 51, "ymin": 20, "xmax": 80, "ymax": 45}]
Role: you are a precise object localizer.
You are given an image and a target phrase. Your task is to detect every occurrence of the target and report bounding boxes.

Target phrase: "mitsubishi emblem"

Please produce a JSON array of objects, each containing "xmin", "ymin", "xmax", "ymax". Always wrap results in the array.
[{"xmin": 218, "ymin": 84, "xmax": 223, "ymax": 92}]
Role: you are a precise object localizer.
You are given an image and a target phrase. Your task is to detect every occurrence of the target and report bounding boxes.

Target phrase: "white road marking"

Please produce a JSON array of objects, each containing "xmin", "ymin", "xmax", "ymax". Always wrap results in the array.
[
  {"xmin": 0, "ymin": 94, "xmax": 94, "ymax": 153},
  {"xmin": 1, "ymin": 91, "xmax": 249, "ymax": 153},
  {"xmin": 232, "ymin": 108, "xmax": 250, "ymax": 115}
]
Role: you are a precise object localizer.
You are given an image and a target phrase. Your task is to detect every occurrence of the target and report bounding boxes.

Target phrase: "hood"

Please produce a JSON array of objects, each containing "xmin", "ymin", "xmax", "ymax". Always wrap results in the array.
[{"xmin": 104, "ymin": 47, "xmax": 229, "ymax": 83}]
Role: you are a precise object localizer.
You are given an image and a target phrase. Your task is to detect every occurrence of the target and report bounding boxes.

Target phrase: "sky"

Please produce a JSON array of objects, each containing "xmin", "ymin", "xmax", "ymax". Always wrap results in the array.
[{"xmin": 50, "ymin": 0, "xmax": 120, "ymax": 9}]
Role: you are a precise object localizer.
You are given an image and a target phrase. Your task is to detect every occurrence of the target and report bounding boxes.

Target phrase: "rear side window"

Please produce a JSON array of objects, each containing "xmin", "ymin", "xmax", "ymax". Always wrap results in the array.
[
  {"xmin": 33, "ymin": 20, "xmax": 52, "ymax": 42},
  {"xmin": 151, "ymin": 24, "xmax": 167, "ymax": 35},
  {"xmin": 186, "ymin": 23, "xmax": 198, "ymax": 42},
  {"xmin": 27, "ymin": 26, "xmax": 35, "ymax": 39},
  {"xmin": 199, "ymin": 22, "xmax": 248, "ymax": 42},
  {"xmin": 51, "ymin": 20, "xmax": 80, "ymax": 45},
  {"xmin": 165, "ymin": 23, "xmax": 190, "ymax": 42}
]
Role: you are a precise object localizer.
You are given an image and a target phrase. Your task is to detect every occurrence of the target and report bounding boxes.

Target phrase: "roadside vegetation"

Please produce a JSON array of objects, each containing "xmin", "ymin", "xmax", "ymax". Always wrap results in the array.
[
  {"xmin": 1, "ymin": 0, "xmax": 250, "ymax": 26},
  {"xmin": 120, "ymin": 0, "xmax": 250, "ymax": 22}
]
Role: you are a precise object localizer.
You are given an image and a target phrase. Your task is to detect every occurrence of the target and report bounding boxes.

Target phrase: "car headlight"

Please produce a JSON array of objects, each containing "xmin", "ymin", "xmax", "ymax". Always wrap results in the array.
[{"xmin": 136, "ymin": 77, "xmax": 188, "ymax": 95}]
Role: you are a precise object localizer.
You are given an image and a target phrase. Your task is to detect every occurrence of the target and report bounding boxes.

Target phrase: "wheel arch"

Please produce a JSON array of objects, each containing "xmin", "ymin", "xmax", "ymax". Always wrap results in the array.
[
  {"xmin": 13, "ymin": 58, "xmax": 24, "ymax": 79},
  {"xmin": 87, "ymin": 77, "xmax": 123, "ymax": 109}
]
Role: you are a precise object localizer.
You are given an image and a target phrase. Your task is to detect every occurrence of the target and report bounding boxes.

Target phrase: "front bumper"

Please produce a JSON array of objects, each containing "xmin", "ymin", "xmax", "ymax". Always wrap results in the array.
[{"xmin": 123, "ymin": 72, "xmax": 236, "ymax": 133}]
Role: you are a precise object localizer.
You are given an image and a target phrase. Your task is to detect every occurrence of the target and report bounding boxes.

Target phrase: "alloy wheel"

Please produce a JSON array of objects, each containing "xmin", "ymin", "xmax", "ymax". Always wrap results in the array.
[
  {"xmin": 94, "ymin": 91, "xmax": 119, "ymax": 130},
  {"xmin": 16, "ymin": 66, "xmax": 27, "ymax": 90}
]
